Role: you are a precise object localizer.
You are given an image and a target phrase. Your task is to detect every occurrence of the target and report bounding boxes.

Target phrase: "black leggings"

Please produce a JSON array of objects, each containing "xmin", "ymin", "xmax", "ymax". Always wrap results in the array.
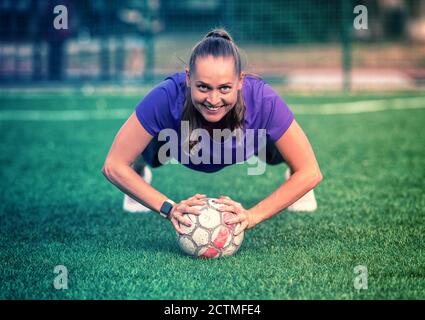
[{"xmin": 139, "ymin": 136, "xmax": 285, "ymax": 168}]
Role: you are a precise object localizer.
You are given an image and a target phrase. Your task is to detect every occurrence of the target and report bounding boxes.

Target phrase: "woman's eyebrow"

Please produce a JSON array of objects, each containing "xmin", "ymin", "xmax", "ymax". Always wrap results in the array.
[{"xmin": 196, "ymin": 81, "xmax": 233, "ymax": 87}]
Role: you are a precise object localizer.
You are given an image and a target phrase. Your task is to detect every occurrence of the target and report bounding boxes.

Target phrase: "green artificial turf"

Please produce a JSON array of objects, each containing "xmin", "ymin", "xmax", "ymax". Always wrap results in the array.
[{"xmin": 0, "ymin": 92, "xmax": 424, "ymax": 299}]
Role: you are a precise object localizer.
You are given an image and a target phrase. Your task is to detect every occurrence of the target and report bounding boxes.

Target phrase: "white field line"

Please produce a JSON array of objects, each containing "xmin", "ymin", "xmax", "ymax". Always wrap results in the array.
[
  {"xmin": 0, "ymin": 109, "xmax": 132, "ymax": 121},
  {"xmin": 294, "ymin": 97, "xmax": 425, "ymax": 115},
  {"xmin": 0, "ymin": 97, "xmax": 424, "ymax": 121}
]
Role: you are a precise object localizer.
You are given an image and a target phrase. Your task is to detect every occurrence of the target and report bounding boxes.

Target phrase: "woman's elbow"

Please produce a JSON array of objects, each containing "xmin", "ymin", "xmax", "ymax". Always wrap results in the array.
[
  {"xmin": 310, "ymin": 169, "xmax": 323, "ymax": 188},
  {"xmin": 102, "ymin": 160, "xmax": 119, "ymax": 183}
]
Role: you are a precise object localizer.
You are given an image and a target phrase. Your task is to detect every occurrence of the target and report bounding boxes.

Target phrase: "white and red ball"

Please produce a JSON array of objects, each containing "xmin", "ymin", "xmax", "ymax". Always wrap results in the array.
[{"xmin": 176, "ymin": 198, "xmax": 244, "ymax": 258}]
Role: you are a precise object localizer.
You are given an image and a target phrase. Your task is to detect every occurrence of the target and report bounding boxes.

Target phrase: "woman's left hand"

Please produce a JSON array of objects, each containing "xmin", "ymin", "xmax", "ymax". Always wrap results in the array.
[{"xmin": 215, "ymin": 196, "xmax": 255, "ymax": 235}]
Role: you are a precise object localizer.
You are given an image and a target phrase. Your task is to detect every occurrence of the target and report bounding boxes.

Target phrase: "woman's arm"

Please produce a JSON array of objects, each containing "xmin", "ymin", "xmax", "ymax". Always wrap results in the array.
[
  {"xmin": 248, "ymin": 119, "xmax": 323, "ymax": 226},
  {"xmin": 102, "ymin": 112, "xmax": 206, "ymax": 232},
  {"xmin": 102, "ymin": 112, "xmax": 169, "ymax": 212}
]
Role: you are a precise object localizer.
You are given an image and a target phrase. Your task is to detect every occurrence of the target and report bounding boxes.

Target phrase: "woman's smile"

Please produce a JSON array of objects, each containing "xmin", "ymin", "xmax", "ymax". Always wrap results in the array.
[
  {"xmin": 203, "ymin": 103, "xmax": 225, "ymax": 111},
  {"xmin": 198, "ymin": 102, "xmax": 230, "ymax": 119}
]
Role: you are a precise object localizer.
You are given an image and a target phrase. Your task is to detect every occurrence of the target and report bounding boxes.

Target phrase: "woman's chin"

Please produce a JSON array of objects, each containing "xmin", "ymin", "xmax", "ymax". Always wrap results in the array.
[{"xmin": 202, "ymin": 114, "xmax": 222, "ymax": 123}]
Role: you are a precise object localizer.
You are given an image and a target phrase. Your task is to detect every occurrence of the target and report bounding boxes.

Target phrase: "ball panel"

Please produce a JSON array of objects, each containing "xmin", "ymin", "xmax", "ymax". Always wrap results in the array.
[
  {"xmin": 234, "ymin": 231, "xmax": 244, "ymax": 246},
  {"xmin": 198, "ymin": 208, "xmax": 221, "ymax": 229},
  {"xmin": 199, "ymin": 246, "xmax": 220, "ymax": 259},
  {"xmin": 178, "ymin": 236, "xmax": 196, "ymax": 255},
  {"xmin": 221, "ymin": 244, "xmax": 238, "ymax": 257},
  {"xmin": 211, "ymin": 226, "xmax": 231, "ymax": 249},
  {"xmin": 192, "ymin": 227, "xmax": 209, "ymax": 246}
]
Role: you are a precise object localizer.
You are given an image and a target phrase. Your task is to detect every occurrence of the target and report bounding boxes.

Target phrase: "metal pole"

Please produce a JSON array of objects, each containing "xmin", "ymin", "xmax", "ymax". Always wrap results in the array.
[{"xmin": 341, "ymin": 0, "xmax": 353, "ymax": 93}]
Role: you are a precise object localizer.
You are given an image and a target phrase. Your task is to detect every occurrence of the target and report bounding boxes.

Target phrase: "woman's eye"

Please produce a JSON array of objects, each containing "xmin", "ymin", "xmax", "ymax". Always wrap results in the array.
[{"xmin": 197, "ymin": 85, "xmax": 231, "ymax": 92}]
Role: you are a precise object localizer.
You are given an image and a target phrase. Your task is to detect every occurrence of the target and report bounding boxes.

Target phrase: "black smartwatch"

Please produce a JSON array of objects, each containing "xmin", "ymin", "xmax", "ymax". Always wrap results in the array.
[{"xmin": 159, "ymin": 199, "xmax": 175, "ymax": 219}]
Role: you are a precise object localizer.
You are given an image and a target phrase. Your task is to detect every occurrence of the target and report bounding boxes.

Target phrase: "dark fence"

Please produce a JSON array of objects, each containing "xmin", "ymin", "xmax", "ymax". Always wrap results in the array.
[{"xmin": 0, "ymin": 0, "xmax": 424, "ymax": 90}]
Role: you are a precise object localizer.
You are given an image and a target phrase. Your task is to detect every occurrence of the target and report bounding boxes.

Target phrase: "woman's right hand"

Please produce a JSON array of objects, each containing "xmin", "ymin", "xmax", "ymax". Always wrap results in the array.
[{"xmin": 169, "ymin": 194, "xmax": 207, "ymax": 234}]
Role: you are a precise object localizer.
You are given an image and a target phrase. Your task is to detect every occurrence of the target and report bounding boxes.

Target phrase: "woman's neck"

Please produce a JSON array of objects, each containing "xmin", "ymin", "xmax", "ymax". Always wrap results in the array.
[{"xmin": 200, "ymin": 116, "xmax": 227, "ymax": 129}]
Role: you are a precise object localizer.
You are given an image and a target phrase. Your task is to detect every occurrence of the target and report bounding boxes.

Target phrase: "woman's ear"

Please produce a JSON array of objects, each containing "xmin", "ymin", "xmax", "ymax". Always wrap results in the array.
[
  {"xmin": 237, "ymin": 72, "xmax": 245, "ymax": 90},
  {"xmin": 185, "ymin": 68, "xmax": 191, "ymax": 87}
]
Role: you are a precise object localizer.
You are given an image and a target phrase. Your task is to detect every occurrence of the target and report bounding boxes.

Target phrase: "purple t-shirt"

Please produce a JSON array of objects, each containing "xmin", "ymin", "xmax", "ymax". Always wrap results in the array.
[{"xmin": 135, "ymin": 72, "xmax": 294, "ymax": 173}]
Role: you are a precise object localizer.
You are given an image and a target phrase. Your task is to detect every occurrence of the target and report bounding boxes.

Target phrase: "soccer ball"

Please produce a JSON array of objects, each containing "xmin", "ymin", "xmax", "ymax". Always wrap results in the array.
[{"xmin": 176, "ymin": 198, "xmax": 244, "ymax": 259}]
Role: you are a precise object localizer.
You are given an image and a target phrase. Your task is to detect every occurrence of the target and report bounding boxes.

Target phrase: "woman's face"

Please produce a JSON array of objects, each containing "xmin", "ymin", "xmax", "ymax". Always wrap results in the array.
[{"xmin": 186, "ymin": 55, "xmax": 243, "ymax": 123}]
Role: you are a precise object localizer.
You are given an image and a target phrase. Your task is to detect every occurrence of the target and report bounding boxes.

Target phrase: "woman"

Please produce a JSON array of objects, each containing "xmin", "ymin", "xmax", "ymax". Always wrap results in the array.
[{"xmin": 102, "ymin": 29, "xmax": 322, "ymax": 235}]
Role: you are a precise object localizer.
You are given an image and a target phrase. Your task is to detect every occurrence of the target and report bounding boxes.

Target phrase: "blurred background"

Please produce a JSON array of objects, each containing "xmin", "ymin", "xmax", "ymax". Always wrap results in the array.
[{"xmin": 1, "ymin": 0, "xmax": 425, "ymax": 92}]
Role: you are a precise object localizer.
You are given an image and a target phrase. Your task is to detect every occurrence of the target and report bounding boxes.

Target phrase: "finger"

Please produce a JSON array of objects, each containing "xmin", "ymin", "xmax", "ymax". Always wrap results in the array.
[
  {"xmin": 191, "ymin": 194, "xmax": 207, "ymax": 200},
  {"xmin": 216, "ymin": 198, "xmax": 238, "ymax": 207},
  {"xmin": 226, "ymin": 214, "xmax": 246, "ymax": 225},
  {"xmin": 182, "ymin": 206, "xmax": 203, "ymax": 215},
  {"xmin": 171, "ymin": 218, "xmax": 185, "ymax": 234},
  {"xmin": 174, "ymin": 213, "xmax": 193, "ymax": 227},
  {"xmin": 218, "ymin": 205, "xmax": 238, "ymax": 214},
  {"xmin": 234, "ymin": 221, "xmax": 248, "ymax": 236},
  {"xmin": 176, "ymin": 203, "xmax": 191, "ymax": 212},
  {"xmin": 182, "ymin": 196, "xmax": 207, "ymax": 206},
  {"xmin": 217, "ymin": 196, "xmax": 231, "ymax": 203},
  {"xmin": 175, "ymin": 204, "xmax": 201, "ymax": 216},
  {"xmin": 185, "ymin": 199, "xmax": 208, "ymax": 207}
]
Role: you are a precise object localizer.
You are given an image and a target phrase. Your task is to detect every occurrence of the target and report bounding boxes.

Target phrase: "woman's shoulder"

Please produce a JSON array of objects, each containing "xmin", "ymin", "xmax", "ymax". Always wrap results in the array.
[
  {"xmin": 243, "ymin": 74, "xmax": 286, "ymax": 106},
  {"xmin": 242, "ymin": 73, "xmax": 274, "ymax": 109},
  {"xmin": 137, "ymin": 72, "xmax": 185, "ymax": 110},
  {"xmin": 242, "ymin": 73, "xmax": 292, "ymax": 129},
  {"xmin": 243, "ymin": 73, "xmax": 265, "ymax": 89},
  {"xmin": 143, "ymin": 72, "xmax": 186, "ymax": 118},
  {"xmin": 158, "ymin": 71, "xmax": 186, "ymax": 99}
]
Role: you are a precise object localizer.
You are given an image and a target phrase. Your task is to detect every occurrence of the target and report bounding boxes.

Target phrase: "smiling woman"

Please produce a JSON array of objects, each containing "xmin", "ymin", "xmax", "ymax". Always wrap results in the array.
[
  {"xmin": 182, "ymin": 30, "xmax": 245, "ymax": 138},
  {"xmin": 102, "ymin": 28, "xmax": 322, "ymax": 241}
]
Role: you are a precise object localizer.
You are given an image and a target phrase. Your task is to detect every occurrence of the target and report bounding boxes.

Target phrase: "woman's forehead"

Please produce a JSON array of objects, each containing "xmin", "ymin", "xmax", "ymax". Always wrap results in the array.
[{"xmin": 193, "ymin": 56, "xmax": 237, "ymax": 82}]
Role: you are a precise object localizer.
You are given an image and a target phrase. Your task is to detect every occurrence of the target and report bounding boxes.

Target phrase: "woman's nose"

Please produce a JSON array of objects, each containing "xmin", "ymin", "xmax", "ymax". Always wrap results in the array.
[{"xmin": 207, "ymin": 91, "xmax": 221, "ymax": 106}]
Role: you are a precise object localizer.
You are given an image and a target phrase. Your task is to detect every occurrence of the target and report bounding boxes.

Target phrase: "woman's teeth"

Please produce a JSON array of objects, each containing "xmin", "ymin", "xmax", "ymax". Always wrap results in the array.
[{"xmin": 204, "ymin": 104, "xmax": 223, "ymax": 111}]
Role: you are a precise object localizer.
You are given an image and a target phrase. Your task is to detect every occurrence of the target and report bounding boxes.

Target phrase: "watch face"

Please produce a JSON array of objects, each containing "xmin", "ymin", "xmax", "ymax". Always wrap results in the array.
[{"xmin": 161, "ymin": 201, "xmax": 173, "ymax": 216}]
